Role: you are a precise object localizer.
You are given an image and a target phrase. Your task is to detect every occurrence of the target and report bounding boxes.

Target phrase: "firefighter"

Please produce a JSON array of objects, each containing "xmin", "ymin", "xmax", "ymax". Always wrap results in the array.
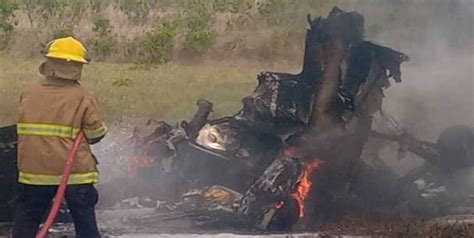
[{"xmin": 13, "ymin": 37, "xmax": 106, "ymax": 238}]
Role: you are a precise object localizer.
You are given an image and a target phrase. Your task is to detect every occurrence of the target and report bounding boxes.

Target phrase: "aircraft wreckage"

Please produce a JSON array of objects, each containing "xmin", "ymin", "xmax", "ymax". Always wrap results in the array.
[{"xmin": 1, "ymin": 7, "xmax": 473, "ymax": 235}]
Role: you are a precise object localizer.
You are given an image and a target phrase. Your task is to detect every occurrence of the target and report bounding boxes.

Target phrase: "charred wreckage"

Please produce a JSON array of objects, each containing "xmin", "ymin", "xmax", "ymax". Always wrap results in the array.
[{"xmin": 1, "ymin": 7, "xmax": 473, "ymax": 234}]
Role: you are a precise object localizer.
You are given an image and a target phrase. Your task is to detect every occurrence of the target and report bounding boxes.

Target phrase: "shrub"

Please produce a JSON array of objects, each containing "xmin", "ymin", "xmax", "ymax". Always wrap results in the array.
[
  {"xmin": 89, "ymin": 17, "xmax": 116, "ymax": 60},
  {"xmin": 182, "ymin": 8, "xmax": 216, "ymax": 56},
  {"xmin": 0, "ymin": 0, "xmax": 18, "ymax": 49},
  {"xmin": 92, "ymin": 17, "xmax": 112, "ymax": 37},
  {"xmin": 116, "ymin": 0, "xmax": 152, "ymax": 25},
  {"xmin": 52, "ymin": 26, "xmax": 74, "ymax": 39},
  {"xmin": 90, "ymin": 38, "xmax": 115, "ymax": 61},
  {"xmin": 256, "ymin": 0, "xmax": 287, "ymax": 19},
  {"xmin": 140, "ymin": 20, "xmax": 179, "ymax": 64}
]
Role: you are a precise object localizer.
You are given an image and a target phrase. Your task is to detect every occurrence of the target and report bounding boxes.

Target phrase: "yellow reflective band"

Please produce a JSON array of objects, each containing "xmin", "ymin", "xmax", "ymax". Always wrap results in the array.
[
  {"xmin": 18, "ymin": 171, "xmax": 99, "ymax": 185},
  {"xmin": 83, "ymin": 124, "xmax": 107, "ymax": 139},
  {"xmin": 17, "ymin": 123, "xmax": 79, "ymax": 139}
]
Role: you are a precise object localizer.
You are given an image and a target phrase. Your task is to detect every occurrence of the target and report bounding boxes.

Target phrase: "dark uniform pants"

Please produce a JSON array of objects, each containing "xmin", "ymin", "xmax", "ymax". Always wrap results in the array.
[{"xmin": 12, "ymin": 184, "xmax": 100, "ymax": 238}]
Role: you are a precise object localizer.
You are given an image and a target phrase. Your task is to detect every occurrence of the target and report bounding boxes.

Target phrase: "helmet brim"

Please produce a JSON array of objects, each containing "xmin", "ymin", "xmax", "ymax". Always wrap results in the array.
[{"xmin": 46, "ymin": 52, "xmax": 89, "ymax": 64}]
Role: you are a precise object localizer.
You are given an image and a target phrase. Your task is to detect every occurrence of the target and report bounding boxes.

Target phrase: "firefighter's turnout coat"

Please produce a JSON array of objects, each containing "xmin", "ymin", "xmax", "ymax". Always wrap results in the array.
[{"xmin": 16, "ymin": 59, "xmax": 107, "ymax": 185}]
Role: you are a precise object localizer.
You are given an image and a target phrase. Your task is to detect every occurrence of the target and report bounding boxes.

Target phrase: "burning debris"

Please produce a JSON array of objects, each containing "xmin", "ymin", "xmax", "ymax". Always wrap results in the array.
[
  {"xmin": 94, "ymin": 7, "xmax": 470, "ymax": 233},
  {"xmin": 291, "ymin": 159, "xmax": 324, "ymax": 219},
  {"xmin": 0, "ymin": 6, "xmax": 473, "ymax": 237}
]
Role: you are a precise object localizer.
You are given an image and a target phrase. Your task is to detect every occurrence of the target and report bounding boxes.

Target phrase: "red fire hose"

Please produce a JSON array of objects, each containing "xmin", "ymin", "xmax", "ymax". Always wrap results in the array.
[{"xmin": 36, "ymin": 130, "xmax": 85, "ymax": 238}]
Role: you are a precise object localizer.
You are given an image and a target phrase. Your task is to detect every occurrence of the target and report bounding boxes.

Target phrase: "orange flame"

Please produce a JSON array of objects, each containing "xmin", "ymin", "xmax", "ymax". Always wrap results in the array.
[{"xmin": 291, "ymin": 159, "xmax": 324, "ymax": 218}]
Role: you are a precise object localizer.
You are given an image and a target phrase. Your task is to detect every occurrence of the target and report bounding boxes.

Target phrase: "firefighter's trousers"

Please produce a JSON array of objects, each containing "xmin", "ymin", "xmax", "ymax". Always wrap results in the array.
[{"xmin": 12, "ymin": 184, "xmax": 100, "ymax": 238}]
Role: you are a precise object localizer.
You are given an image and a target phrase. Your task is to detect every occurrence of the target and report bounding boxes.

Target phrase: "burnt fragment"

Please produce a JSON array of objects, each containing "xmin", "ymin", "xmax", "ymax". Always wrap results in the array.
[{"xmin": 0, "ymin": 125, "xmax": 18, "ymax": 222}]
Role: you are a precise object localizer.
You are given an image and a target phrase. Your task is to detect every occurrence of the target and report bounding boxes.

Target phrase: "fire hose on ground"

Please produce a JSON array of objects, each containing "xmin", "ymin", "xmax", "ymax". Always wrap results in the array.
[{"xmin": 36, "ymin": 130, "xmax": 85, "ymax": 238}]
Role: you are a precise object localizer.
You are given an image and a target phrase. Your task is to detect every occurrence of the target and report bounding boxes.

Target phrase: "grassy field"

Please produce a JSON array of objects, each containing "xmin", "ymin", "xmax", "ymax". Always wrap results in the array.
[{"xmin": 0, "ymin": 54, "xmax": 291, "ymax": 125}]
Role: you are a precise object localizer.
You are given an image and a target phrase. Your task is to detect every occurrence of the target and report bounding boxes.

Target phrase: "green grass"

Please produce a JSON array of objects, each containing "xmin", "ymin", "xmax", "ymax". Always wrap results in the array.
[{"xmin": 0, "ymin": 55, "xmax": 261, "ymax": 125}]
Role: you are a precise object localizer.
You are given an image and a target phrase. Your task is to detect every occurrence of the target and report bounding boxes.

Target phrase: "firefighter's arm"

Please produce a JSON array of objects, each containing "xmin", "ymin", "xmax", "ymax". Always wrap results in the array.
[{"xmin": 82, "ymin": 95, "xmax": 107, "ymax": 144}]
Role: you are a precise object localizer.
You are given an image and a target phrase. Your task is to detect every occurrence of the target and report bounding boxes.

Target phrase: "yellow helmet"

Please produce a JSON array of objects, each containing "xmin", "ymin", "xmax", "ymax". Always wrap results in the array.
[{"xmin": 45, "ymin": 37, "xmax": 89, "ymax": 63}]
